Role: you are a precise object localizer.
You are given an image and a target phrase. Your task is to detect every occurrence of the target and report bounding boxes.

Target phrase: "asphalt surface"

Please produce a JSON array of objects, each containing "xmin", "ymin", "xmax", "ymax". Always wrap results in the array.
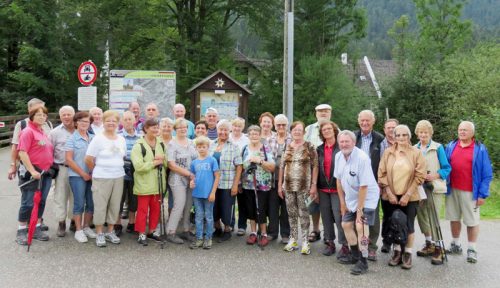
[{"xmin": 1, "ymin": 147, "xmax": 499, "ymax": 288}]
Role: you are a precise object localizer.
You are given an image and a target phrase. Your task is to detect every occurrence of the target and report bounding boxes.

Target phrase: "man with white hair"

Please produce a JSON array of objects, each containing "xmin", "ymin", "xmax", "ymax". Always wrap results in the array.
[
  {"xmin": 304, "ymin": 104, "xmax": 332, "ymax": 243},
  {"xmin": 173, "ymin": 103, "xmax": 195, "ymax": 139},
  {"xmin": 354, "ymin": 109, "xmax": 384, "ymax": 261},
  {"xmin": 444, "ymin": 121, "xmax": 493, "ymax": 263},
  {"xmin": 205, "ymin": 107, "xmax": 219, "ymax": 140},
  {"xmin": 128, "ymin": 101, "xmax": 144, "ymax": 132},
  {"xmin": 49, "ymin": 105, "xmax": 76, "ymax": 237},
  {"xmin": 335, "ymin": 130, "xmax": 380, "ymax": 275}
]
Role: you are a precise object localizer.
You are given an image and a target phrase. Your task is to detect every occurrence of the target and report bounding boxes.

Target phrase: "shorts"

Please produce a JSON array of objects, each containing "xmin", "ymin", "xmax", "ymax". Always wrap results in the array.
[
  {"xmin": 445, "ymin": 188, "xmax": 480, "ymax": 227},
  {"xmin": 342, "ymin": 208, "xmax": 376, "ymax": 226}
]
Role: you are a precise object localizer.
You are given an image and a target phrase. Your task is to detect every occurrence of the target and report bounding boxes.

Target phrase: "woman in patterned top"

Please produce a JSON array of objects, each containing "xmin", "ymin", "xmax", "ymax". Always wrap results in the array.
[
  {"xmin": 278, "ymin": 121, "xmax": 318, "ymax": 255},
  {"xmin": 240, "ymin": 125, "xmax": 275, "ymax": 247}
]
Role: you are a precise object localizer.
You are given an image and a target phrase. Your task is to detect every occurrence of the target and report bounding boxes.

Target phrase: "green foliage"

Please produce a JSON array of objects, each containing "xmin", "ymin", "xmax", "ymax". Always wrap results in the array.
[{"xmin": 480, "ymin": 177, "xmax": 500, "ymax": 219}]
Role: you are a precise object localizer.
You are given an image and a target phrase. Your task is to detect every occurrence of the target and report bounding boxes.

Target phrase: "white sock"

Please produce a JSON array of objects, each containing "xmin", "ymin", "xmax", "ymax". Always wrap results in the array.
[
  {"xmin": 18, "ymin": 225, "xmax": 27, "ymax": 230},
  {"xmin": 394, "ymin": 244, "xmax": 401, "ymax": 251},
  {"xmin": 36, "ymin": 223, "xmax": 41, "ymax": 227},
  {"xmin": 405, "ymin": 247, "xmax": 413, "ymax": 254},
  {"xmin": 452, "ymin": 238, "xmax": 460, "ymax": 245},
  {"xmin": 468, "ymin": 242, "xmax": 476, "ymax": 251},
  {"xmin": 425, "ymin": 236, "xmax": 432, "ymax": 242}
]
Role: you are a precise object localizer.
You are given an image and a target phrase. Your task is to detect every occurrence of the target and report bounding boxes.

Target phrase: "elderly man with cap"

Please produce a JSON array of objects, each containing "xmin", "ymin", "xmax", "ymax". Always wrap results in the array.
[
  {"xmin": 172, "ymin": 103, "xmax": 195, "ymax": 139},
  {"xmin": 304, "ymin": 103, "xmax": 332, "ymax": 243},
  {"xmin": 205, "ymin": 107, "xmax": 219, "ymax": 140}
]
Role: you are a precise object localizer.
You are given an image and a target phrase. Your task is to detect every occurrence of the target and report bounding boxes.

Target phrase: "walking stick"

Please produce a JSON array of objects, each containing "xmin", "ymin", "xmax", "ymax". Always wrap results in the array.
[
  {"xmin": 252, "ymin": 171, "xmax": 264, "ymax": 250},
  {"xmin": 158, "ymin": 165, "xmax": 166, "ymax": 249},
  {"xmin": 425, "ymin": 182, "xmax": 447, "ymax": 262}
]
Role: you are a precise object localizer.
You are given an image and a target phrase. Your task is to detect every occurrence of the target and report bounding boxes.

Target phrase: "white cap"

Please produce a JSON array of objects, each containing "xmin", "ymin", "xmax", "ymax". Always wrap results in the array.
[{"xmin": 315, "ymin": 104, "xmax": 332, "ymax": 111}]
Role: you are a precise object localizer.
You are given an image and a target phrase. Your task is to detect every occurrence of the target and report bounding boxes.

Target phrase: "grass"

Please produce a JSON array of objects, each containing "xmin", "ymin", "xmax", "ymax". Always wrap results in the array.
[{"xmin": 480, "ymin": 175, "xmax": 500, "ymax": 219}]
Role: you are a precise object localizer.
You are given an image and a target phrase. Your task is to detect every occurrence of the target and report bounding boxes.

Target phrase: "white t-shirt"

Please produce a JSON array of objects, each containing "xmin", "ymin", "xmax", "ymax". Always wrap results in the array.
[
  {"xmin": 86, "ymin": 133, "xmax": 126, "ymax": 178},
  {"xmin": 334, "ymin": 146, "xmax": 380, "ymax": 211},
  {"xmin": 229, "ymin": 133, "xmax": 249, "ymax": 152}
]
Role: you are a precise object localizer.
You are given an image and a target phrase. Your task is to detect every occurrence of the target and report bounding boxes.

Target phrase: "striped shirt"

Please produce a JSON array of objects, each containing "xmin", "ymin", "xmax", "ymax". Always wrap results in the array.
[
  {"xmin": 360, "ymin": 132, "xmax": 372, "ymax": 157},
  {"xmin": 209, "ymin": 139, "xmax": 242, "ymax": 189}
]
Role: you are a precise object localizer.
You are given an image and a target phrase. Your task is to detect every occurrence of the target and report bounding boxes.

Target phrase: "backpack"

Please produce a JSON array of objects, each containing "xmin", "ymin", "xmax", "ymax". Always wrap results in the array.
[
  {"xmin": 20, "ymin": 118, "xmax": 53, "ymax": 131},
  {"xmin": 124, "ymin": 141, "xmax": 165, "ymax": 178},
  {"xmin": 385, "ymin": 209, "xmax": 408, "ymax": 246}
]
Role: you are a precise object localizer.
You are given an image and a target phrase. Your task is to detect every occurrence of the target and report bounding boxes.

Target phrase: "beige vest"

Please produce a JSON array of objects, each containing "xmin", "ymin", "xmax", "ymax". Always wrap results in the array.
[{"xmin": 415, "ymin": 141, "xmax": 447, "ymax": 193}]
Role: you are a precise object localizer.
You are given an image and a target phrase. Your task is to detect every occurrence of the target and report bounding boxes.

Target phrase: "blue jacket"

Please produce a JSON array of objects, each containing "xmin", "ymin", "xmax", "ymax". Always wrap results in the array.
[{"xmin": 445, "ymin": 140, "xmax": 493, "ymax": 200}]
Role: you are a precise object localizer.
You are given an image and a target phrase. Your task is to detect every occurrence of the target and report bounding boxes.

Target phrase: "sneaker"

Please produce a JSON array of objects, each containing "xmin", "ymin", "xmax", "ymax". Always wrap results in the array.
[
  {"xmin": 322, "ymin": 241, "xmax": 336, "ymax": 256},
  {"xmin": 431, "ymin": 246, "xmax": 444, "ymax": 265},
  {"xmin": 283, "ymin": 239, "xmax": 299, "ymax": 252},
  {"xmin": 237, "ymin": 228, "xmax": 246, "ymax": 236},
  {"xmin": 69, "ymin": 220, "xmax": 76, "ymax": 232},
  {"xmin": 114, "ymin": 224, "xmax": 123, "ymax": 237},
  {"xmin": 34, "ymin": 226, "xmax": 49, "ymax": 241},
  {"xmin": 147, "ymin": 233, "xmax": 163, "ymax": 243},
  {"xmin": 401, "ymin": 252, "xmax": 413, "ymax": 269},
  {"xmin": 416, "ymin": 241, "xmax": 435, "ymax": 257},
  {"xmin": 337, "ymin": 244, "xmax": 350, "ymax": 260},
  {"xmin": 367, "ymin": 249, "xmax": 377, "ymax": 261},
  {"xmin": 166, "ymin": 234, "xmax": 184, "ymax": 244},
  {"xmin": 96, "ymin": 233, "xmax": 106, "ymax": 247},
  {"xmin": 259, "ymin": 235, "xmax": 269, "ymax": 247},
  {"xmin": 190, "ymin": 239, "xmax": 204, "ymax": 249},
  {"xmin": 351, "ymin": 259, "xmax": 369, "ymax": 275},
  {"xmin": 179, "ymin": 231, "xmax": 195, "ymax": 242},
  {"xmin": 16, "ymin": 228, "xmax": 28, "ymax": 245},
  {"xmin": 247, "ymin": 233, "xmax": 258, "ymax": 245},
  {"xmin": 281, "ymin": 236, "xmax": 290, "ymax": 244},
  {"xmin": 446, "ymin": 242, "xmax": 463, "ymax": 255},
  {"xmin": 338, "ymin": 252, "xmax": 358, "ymax": 265},
  {"xmin": 57, "ymin": 221, "xmax": 66, "ymax": 237},
  {"xmin": 301, "ymin": 241, "xmax": 311, "ymax": 255},
  {"xmin": 74, "ymin": 230, "xmax": 88, "ymax": 243},
  {"xmin": 267, "ymin": 235, "xmax": 276, "ymax": 241},
  {"xmin": 126, "ymin": 223, "xmax": 135, "ymax": 233},
  {"xmin": 203, "ymin": 238, "xmax": 213, "ymax": 249},
  {"xmin": 137, "ymin": 234, "xmax": 148, "ymax": 246},
  {"xmin": 83, "ymin": 227, "xmax": 97, "ymax": 239},
  {"xmin": 40, "ymin": 223, "xmax": 49, "ymax": 231},
  {"xmin": 104, "ymin": 231, "xmax": 121, "ymax": 244},
  {"xmin": 389, "ymin": 250, "xmax": 402, "ymax": 266},
  {"xmin": 218, "ymin": 231, "xmax": 232, "ymax": 243},
  {"xmin": 381, "ymin": 242, "xmax": 391, "ymax": 253},
  {"xmin": 466, "ymin": 249, "xmax": 477, "ymax": 264}
]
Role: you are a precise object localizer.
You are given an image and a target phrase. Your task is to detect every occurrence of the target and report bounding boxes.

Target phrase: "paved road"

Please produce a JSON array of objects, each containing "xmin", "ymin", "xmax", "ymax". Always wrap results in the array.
[{"xmin": 1, "ymin": 147, "xmax": 499, "ymax": 288}]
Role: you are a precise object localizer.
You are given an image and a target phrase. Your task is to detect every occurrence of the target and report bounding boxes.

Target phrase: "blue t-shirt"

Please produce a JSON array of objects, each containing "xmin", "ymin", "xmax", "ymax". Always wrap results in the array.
[{"xmin": 190, "ymin": 157, "xmax": 219, "ymax": 198}]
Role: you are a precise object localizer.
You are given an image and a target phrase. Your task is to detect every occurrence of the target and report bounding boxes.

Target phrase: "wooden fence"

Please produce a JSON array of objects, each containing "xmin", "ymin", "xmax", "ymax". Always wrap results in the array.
[{"xmin": 0, "ymin": 113, "xmax": 60, "ymax": 147}]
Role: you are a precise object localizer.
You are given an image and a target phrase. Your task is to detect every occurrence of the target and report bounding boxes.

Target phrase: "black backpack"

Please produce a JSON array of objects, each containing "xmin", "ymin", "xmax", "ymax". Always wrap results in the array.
[{"xmin": 385, "ymin": 209, "xmax": 408, "ymax": 246}]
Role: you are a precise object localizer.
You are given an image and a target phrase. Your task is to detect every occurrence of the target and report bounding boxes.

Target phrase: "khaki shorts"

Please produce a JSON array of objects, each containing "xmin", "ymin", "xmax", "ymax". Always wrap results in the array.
[{"xmin": 445, "ymin": 188, "xmax": 480, "ymax": 227}]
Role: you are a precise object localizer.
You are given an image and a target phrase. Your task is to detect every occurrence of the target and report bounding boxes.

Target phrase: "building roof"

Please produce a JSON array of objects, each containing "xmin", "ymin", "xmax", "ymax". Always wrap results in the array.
[{"xmin": 186, "ymin": 70, "xmax": 253, "ymax": 94}]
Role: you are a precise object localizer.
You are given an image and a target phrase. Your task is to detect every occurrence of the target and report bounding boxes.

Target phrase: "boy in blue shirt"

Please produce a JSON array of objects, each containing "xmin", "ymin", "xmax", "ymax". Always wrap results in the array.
[{"xmin": 190, "ymin": 136, "xmax": 220, "ymax": 249}]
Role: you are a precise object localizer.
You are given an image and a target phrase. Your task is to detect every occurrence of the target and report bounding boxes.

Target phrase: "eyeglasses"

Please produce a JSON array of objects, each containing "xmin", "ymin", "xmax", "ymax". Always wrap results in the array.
[
  {"xmin": 395, "ymin": 134, "xmax": 409, "ymax": 137},
  {"xmin": 78, "ymin": 120, "xmax": 90, "ymax": 123},
  {"xmin": 275, "ymin": 124, "xmax": 287, "ymax": 127}
]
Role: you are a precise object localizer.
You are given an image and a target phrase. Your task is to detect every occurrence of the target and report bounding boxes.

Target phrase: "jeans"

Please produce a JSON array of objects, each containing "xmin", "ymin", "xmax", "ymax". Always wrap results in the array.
[
  {"xmin": 267, "ymin": 186, "xmax": 290, "ymax": 238},
  {"xmin": 69, "ymin": 176, "xmax": 94, "ymax": 215},
  {"xmin": 193, "ymin": 197, "xmax": 214, "ymax": 239},
  {"xmin": 18, "ymin": 175, "xmax": 52, "ymax": 222}
]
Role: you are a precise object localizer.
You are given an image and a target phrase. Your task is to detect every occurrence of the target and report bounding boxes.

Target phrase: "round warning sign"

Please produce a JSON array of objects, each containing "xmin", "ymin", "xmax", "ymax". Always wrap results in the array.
[{"xmin": 78, "ymin": 61, "xmax": 98, "ymax": 86}]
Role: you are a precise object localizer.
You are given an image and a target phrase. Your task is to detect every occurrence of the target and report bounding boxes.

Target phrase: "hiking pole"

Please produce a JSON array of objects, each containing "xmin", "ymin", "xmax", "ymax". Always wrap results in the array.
[
  {"xmin": 252, "ymin": 171, "xmax": 263, "ymax": 250},
  {"xmin": 158, "ymin": 165, "xmax": 166, "ymax": 249},
  {"xmin": 426, "ymin": 182, "xmax": 447, "ymax": 262}
]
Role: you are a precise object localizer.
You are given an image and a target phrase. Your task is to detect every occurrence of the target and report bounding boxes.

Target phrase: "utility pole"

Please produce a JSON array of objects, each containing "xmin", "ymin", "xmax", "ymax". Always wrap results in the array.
[{"xmin": 283, "ymin": 0, "xmax": 294, "ymax": 121}]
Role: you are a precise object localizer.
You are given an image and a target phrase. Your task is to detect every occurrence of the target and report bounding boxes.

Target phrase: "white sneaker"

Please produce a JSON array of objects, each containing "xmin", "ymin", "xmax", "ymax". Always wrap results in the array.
[
  {"xmin": 104, "ymin": 231, "xmax": 121, "ymax": 244},
  {"xmin": 74, "ymin": 230, "xmax": 88, "ymax": 243},
  {"xmin": 83, "ymin": 227, "xmax": 97, "ymax": 239},
  {"xmin": 96, "ymin": 233, "xmax": 106, "ymax": 247}
]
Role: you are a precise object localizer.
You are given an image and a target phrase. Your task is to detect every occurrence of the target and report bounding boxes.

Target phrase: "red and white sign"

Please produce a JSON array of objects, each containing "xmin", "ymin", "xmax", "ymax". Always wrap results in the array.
[
  {"xmin": 0, "ymin": 122, "xmax": 5, "ymax": 128},
  {"xmin": 78, "ymin": 61, "xmax": 98, "ymax": 86}
]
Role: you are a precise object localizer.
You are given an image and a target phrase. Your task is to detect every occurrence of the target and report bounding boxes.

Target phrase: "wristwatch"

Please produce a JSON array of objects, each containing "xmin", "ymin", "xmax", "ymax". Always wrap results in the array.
[{"xmin": 259, "ymin": 160, "xmax": 264, "ymax": 165}]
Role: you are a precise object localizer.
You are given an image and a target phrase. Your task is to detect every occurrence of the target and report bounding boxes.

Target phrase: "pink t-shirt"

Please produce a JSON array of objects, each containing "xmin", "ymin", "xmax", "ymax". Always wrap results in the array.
[{"xmin": 17, "ymin": 122, "xmax": 54, "ymax": 171}]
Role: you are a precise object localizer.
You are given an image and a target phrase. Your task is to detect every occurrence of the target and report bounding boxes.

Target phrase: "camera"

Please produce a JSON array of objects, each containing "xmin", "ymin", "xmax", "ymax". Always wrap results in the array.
[{"xmin": 245, "ymin": 163, "xmax": 258, "ymax": 175}]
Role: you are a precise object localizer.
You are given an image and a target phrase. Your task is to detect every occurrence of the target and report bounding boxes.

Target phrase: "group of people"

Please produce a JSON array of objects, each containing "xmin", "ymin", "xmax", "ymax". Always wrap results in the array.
[{"xmin": 8, "ymin": 99, "xmax": 493, "ymax": 276}]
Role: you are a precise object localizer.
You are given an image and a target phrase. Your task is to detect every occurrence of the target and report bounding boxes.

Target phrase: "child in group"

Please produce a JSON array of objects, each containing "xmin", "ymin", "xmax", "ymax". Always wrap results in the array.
[{"xmin": 189, "ymin": 136, "xmax": 220, "ymax": 249}]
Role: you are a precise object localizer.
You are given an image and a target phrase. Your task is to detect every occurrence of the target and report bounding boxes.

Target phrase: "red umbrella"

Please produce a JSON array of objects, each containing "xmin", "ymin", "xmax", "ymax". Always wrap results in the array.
[{"xmin": 26, "ymin": 172, "xmax": 44, "ymax": 252}]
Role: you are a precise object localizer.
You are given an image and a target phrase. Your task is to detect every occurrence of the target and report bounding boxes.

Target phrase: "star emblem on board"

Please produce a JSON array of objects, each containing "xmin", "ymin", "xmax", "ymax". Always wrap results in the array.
[{"xmin": 215, "ymin": 78, "xmax": 225, "ymax": 88}]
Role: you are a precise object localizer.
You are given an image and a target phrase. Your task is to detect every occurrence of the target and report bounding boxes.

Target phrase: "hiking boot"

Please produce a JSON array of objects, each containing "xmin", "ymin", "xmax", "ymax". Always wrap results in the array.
[
  {"xmin": 337, "ymin": 244, "xmax": 350, "ymax": 260},
  {"xmin": 367, "ymin": 249, "xmax": 377, "ymax": 261},
  {"xmin": 83, "ymin": 227, "xmax": 97, "ymax": 239},
  {"xmin": 301, "ymin": 241, "xmax": 311, "ymax": 255},
  {"xmin": 138, "ymin": 234, "xmax": 148, "ymax": 246},
  {"xmin": 96, "ymin": 233, "xmax": 106, "ymax": 247},
  {"xmin": 431, "ymin": 246, "xmax": 444, "ymax": 265},
  {"xmin": 16, "ymin": 228, "xmax": 28, "ymax": 246},
  {"xmin": 247, "ymin": 233, "xmax": 258, "ymax": 245},
  {"xmin": 104, "ymin": 231, "xmax": 121, "ymax": 244},
  {"xmin": 74, "ymin": 230, "xmax": 88, "ymax": 243},
  {"xmin": 322, "ymin": 241, "xmax": 336, "ymax": 256},
  {"xmin": 218, "ymin": 231, "xmax": 232, "ymax": 243},
  {"xmin": 351, "ymin": 259, "xmax": 368, "ymax": 275},
  {"xmin": 417, "ymin": 241, "xmax": 435, "ymax": 257},
  {"xmin": 338, "ymin": 250, "xmax": 359, "ymax": 264},
  {"xmin": 114, "ymin": 224, "xmax": 123, "ymax": 237},
  {"xmin": 446, "ymin": 242, "xmax": 463, "ymax": 255},
  {"xmin": 166, "ymin": 234, "xmax": 184, "ymax": 244},
  {"xmin": 401, "ymin": 252, "xmax": 413, "ymax": 269},
  {"xmin": 283, "ymin": 238, "xmax": 299, "ymax": 252},
  {"xmin": 389, "ymin": 250, "xmax": 402, "ymax": 266},
  {"xmin": 258, "ymin": 235, "xmax": 269, "ymax": 247},
  {"xmin": 126, "ymin": 223, "xmax": 135, "ymax": 233},
  {"xmin": 213, "ymin": 228, "xmax": 223, "ymax": 238},
  {"xmin": 34, "ymin": 226, "xmax": 49, "ymax": 241},
  {"xmin": 147, "ymin": 233, "xmax": 163, "ymax": 243},
  {"xmin": 467, "ymin": 249, "xmax": 478, "ymax": 264},
  {"xmin": 203, "ymin": 238, "xmax": 213, "ymax": 249},
  {"xmin": 57, "ymin": 221, "xmax": 66, "ymax": 237},
  {"xmin": 69, "ymin": 220, "xmax": 76, "ymax": 232},
  {"xmin": 381, "ymin": 242, "xmax": 391, "ymax": 253},
  {"xmin": 190, "ymin": 238, "xmax": 204, "ymax": 249}
]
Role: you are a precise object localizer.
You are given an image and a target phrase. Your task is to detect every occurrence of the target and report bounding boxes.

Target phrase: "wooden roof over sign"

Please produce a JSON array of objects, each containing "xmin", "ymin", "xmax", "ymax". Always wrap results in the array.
[{"xmin": 186, "ymin": 70, "xmax": 253, "ymax": 95}]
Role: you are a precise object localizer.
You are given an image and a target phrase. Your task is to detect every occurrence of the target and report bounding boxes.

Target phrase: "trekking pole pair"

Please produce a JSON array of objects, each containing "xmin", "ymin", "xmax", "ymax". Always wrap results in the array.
[
  {"xmin": 425, "ymin": 182, "xmax": 447, "ymax": 262},
  {"xmin": 158, "ymin": 165, "xmax": 167, "ymax": 249}
]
